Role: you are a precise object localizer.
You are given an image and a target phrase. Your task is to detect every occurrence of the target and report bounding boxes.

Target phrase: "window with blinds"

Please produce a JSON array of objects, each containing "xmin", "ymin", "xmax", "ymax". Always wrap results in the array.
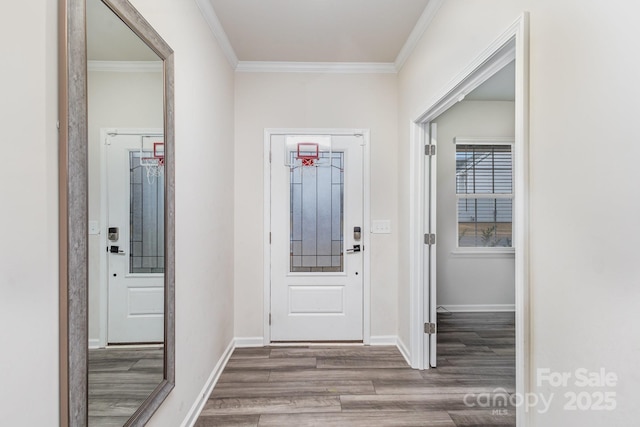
[{"xmin": 456, "ymin": 143, "xmax": 513, "ymax": 247}]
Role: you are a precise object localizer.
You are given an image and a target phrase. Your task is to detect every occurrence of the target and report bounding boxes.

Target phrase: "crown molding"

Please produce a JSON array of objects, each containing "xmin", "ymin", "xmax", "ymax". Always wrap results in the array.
[
  {"xmin": 87, "ymin": 60, "xmax": 162, "ymax": 72},
  {"xmin": 236, "ymin": 61, "xmax": 397, "ymax": 74},
  {"xmin": 394, "ymin": 0, "xmax": 445, "ymax": 71},
  {"xmin": 194, "ymin": 0, "xmax": 239, "ymax": 69}
]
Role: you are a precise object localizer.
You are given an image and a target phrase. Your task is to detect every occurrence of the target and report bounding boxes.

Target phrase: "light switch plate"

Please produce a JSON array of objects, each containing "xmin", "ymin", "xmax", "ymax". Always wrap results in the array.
[
  {"xmin": 371, "ymin": 220, "xmax": 391, "ymax": 234},
  {"xmin": 88, "ymin": 220, "xmax": 100, "ymax": 235}
]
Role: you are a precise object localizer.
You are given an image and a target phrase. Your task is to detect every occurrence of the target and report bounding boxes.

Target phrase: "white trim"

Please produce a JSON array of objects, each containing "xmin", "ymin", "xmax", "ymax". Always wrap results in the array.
[
  {"xmin": 362, "ymin": 130, "xmax": 372, "ymax": 345},
  {"xmin": 438, "ymin": 304, "xmax": 515, "ymax": 313},
  {"xmin": 368, "ymin": 335, "xmax": 397, "ymax": 346},
  {"xmin": 370, "ymin": 336, "xmax": 412, "ymax": 366},
  {"xmin": 394, "ymin": 0, "xmax": 445, "ymax": 71},
  {"xmin": 88, "ymin": 60, "xmax": 162, "ymax": 72},
  {"xmin": 236, "ymin": 61, "xmax": 397, "ymax": 74},
  {"xmin": 513, "ymin": 13, "xmax": 531, "ymax": 427},
  {"xmin": 396, "ymin": 337, "xmax": 411, "ymax": 367},
  {"xmin": 180, "ymin": 339, "xmax": 235, "ymax": 427},
  {"xmin": 88, "ymin": 338, "xmax": 100, "ymax": 349},
  {"xmin": 408, "ymin": 121, "xmax": 426, "ymax": 369},
  {"xmin": 263, "ymin": 128, "xmax": 371, "ymax": 345},
  {"xmin": 450, "ymin": 249, "xmax": 515, "ymax": 258},
  {"xmin": 414, "ymin": 41, "xmax": 516, "ymax": 124},
  {"xmin": 194, "ymin": 0, "xmax": 239, "ymax": 69},
  {"xmin": 263, "ymin": 129, "xmax": 272, "ymax": 345},
  {"xmin": 234, "ymin": 337, "xmax": 265, "ymax": 348},
  {"xmin": 99, "ymin": 129, "xmax": 109, "ymax": 349},
  {"xmin": 369, "ymin": 336, "xmax": 412, "ymax": 367},
  {"xmin": 408, "ymin": 14, "xmax": 530, "ymax": 427}
]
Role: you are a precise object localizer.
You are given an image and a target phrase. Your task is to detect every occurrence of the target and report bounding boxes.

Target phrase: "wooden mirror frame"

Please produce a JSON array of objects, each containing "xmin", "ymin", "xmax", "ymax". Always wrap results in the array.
[{"xmin": 58, "ymin": 0, "xmax": 175, "ymax": 425}]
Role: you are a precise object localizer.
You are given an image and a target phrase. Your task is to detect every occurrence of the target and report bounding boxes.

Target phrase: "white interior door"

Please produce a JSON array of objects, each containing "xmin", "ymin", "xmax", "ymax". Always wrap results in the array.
[
  {"xmin": 106, "ymin": 132, "xmax": 164, "ymax": 344},
  {"xmin": 270, "ymin": 134, "xmax": 364, "ymax": 341},
  {"xmin": 425, "ymin": 123, "xmax": 438, "ymax": 367}
]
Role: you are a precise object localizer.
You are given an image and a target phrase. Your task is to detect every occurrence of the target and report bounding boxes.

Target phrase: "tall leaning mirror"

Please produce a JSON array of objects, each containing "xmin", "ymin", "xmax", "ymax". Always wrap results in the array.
[{"xmin": 59, "ymin": 0, "xmax": 175, "ymax": 426}]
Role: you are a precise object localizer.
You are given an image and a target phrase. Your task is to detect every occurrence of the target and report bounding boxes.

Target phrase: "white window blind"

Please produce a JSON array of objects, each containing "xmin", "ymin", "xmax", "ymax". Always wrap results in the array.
[{"xmin": 456, "ymin": 142, "xmax": 513, "ymax": 247}]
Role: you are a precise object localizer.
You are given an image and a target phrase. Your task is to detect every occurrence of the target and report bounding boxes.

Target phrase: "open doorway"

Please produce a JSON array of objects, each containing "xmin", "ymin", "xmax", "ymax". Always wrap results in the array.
[
  {"xmin": 434, "ymin": 61, "xmax": 516, "ymax": 317},
  {"xmin": 409, "ymin": 12, "xmax": 529, "ymax": 425}
]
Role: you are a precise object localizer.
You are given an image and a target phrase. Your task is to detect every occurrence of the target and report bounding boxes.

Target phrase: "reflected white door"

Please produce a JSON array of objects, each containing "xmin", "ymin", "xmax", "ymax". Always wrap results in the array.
[
  {"xmin": 270, "ymin": 134, "xmax": 364, "ymax": 341},
  {"xmin": 106, "ymin": 133, "xmax": 164, "ymax": 344}
]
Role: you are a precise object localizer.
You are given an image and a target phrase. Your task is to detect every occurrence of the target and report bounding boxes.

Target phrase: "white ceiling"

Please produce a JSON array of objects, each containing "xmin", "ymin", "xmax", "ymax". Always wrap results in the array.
[
  {"xmin": 86, "ymin": 0, "xmax": 514, "ymax": 101},
  {"xmin": 87, "ymin": 0, "xmax": 159, "ymax": 61},
  {"xmin": 208, "ymin": 0, "xmax": 432, "ymax": 63}
]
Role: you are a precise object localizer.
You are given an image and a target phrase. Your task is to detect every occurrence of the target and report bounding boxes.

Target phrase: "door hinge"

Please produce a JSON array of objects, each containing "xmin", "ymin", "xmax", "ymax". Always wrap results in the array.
[
  {"xmin": 425, "ymin": 144, "xmax": 436, "ymax": 156},
  {"xmin": 269, "ymin": 151, "xmax": 272, "ymax": 163},
  {"xmin": 424, "ymin": 233, "xmax": 436, "ymax": 245},
  {"xmin": 269, "ymin": 313, "xmax": 272, "ymax": 325},
  {"xmin": 269, "ymin": 232, "xmax": 271, "ymax": 244},
  {"xmin": 424, "ymin": 322, "xmax": 436, "ymax": 334}
]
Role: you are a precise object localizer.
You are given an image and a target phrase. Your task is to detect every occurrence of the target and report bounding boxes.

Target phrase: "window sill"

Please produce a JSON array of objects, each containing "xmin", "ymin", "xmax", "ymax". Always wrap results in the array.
[{"xmin": 450, "ymin": 248, "xmax": 515, "ymax": 258}]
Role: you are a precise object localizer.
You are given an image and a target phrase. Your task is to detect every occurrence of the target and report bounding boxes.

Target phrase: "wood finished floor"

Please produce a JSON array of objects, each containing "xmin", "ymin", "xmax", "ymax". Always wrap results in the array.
[
  {"xmin": 196, "ymin": 312, "xmax": 515, "ymax": 427},
  {"xmin": 88, "ymin": 347, "xmax": 164, "ymax": 426}
]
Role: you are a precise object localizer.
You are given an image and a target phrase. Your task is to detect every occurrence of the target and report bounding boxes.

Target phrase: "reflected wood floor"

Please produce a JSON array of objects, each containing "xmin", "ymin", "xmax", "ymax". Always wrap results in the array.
[
  {"xmin": 196, "ymin": 312, "xmax": 515, "ymax": 427},
  {"xmin": 88, "ymin": 347, "xmax": 164, "ymax": 426}
]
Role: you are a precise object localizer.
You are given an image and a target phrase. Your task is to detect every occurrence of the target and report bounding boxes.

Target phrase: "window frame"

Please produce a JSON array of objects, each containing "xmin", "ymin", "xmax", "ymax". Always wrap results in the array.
[{"xmin": 453, "ymin": 137, "xmax": 515, "ymax": 255}]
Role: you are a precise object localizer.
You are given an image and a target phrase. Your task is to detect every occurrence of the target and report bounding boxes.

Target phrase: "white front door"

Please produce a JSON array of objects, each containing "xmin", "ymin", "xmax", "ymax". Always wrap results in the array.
[
  {"xmin": 106, "ymin": 132, "xmax": 164, "ymax": 344},
  {"xmin": 270, "ymin": 134, "xmax": 364, "ymax": 341}
]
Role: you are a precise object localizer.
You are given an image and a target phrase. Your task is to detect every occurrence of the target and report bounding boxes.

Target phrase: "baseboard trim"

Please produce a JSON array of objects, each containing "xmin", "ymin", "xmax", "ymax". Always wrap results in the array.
[
  {"xmin": 234, "ymin": 337, "xmax": 265, "ymax": 347},
  {"xmin": 180, "ymin": 339, "xmax": 235, "ymax": 427},
  {"xmin": 370, "ymin": 335, "xmax": 411, "ymax": 367},
  {"xmin": 438, "ymin": 304, "xmax": 516, "ymax": 313},
  {"xmin": 396, "ymin": 337, "xmax": 411, "ymax": 366},
  {"xmin": 368, "ymin": 335, "xmax": 397, "ymax": 346}
]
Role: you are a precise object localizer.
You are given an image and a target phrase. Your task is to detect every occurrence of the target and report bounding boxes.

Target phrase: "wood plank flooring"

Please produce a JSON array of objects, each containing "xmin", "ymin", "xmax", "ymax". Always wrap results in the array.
[
  {"xmin": 196, "ymin": 312, "xmax": 515, "ymax": 427},
  {"xmin": 88, "ymin": 347, "xmax": 164, "ymax": 426}
]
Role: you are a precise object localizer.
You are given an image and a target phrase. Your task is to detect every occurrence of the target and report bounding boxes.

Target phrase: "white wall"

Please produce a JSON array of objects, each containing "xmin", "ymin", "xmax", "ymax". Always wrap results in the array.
[
  {"xmin": 0, "ymin": 0, "xmax": 59, "ymax": 425},
  {"xmin": 398, "ymin": 0, "xmax": 640, "ymax": 424},
  {"xmin": 87, "ymin": 69, "xmax": 164, "ymax": 343},
  {"xmin": 125, "ymin": 1, "xmax": 236, "ymax": 425},
  {"xmin": 234, "ymin": 72, "xmax": 399, "ymax": 340},
  {"xmin": 434, "ymin": 100, "xmax": 515, "ymax": 308}
]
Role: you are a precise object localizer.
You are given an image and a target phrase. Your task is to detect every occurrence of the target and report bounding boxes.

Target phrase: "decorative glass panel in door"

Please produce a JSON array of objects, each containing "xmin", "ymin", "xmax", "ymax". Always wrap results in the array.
[{"xmin": 290, "ymin": 151, "xmax": 344, "ymax": 272}]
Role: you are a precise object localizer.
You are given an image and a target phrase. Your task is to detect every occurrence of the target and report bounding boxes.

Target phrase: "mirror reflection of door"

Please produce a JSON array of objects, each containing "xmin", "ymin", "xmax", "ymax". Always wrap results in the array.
[
  {"xmin": 106, "ymin": 132, "xmax": 165, "ymax": 344},
  {"xmin": 87, "ymin": 0, "xmax": 166, "ymax": 424}
]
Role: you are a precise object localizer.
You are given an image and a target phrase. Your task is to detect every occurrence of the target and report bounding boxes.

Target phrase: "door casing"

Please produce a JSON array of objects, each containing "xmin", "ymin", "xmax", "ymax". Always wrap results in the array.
[{"xmin": 263, "ymin": 128, "xmax": 371, "ymax": 345}]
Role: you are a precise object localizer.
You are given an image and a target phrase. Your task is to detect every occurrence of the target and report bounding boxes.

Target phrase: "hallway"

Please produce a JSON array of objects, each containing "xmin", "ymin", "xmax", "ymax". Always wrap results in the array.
[{"xmin": 195, "ymin": 312, "xmax": 515, "ymax": 426}]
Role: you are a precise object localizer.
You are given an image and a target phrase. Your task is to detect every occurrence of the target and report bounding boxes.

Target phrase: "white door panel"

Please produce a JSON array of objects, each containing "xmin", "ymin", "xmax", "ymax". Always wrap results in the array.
[{"xmin": 270, "ymin": 134, "xmax": 364, "ymax": 341}]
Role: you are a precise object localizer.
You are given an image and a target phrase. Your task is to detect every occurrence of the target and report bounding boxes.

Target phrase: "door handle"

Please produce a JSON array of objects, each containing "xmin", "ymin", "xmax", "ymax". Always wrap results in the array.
[
  {"xmin": 108, "ymin": 245, "xmax": 126, "ymax": 255},
  {"xmin": 346, "ymin": 245, "xmax": 361, "ymax": 254}
]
